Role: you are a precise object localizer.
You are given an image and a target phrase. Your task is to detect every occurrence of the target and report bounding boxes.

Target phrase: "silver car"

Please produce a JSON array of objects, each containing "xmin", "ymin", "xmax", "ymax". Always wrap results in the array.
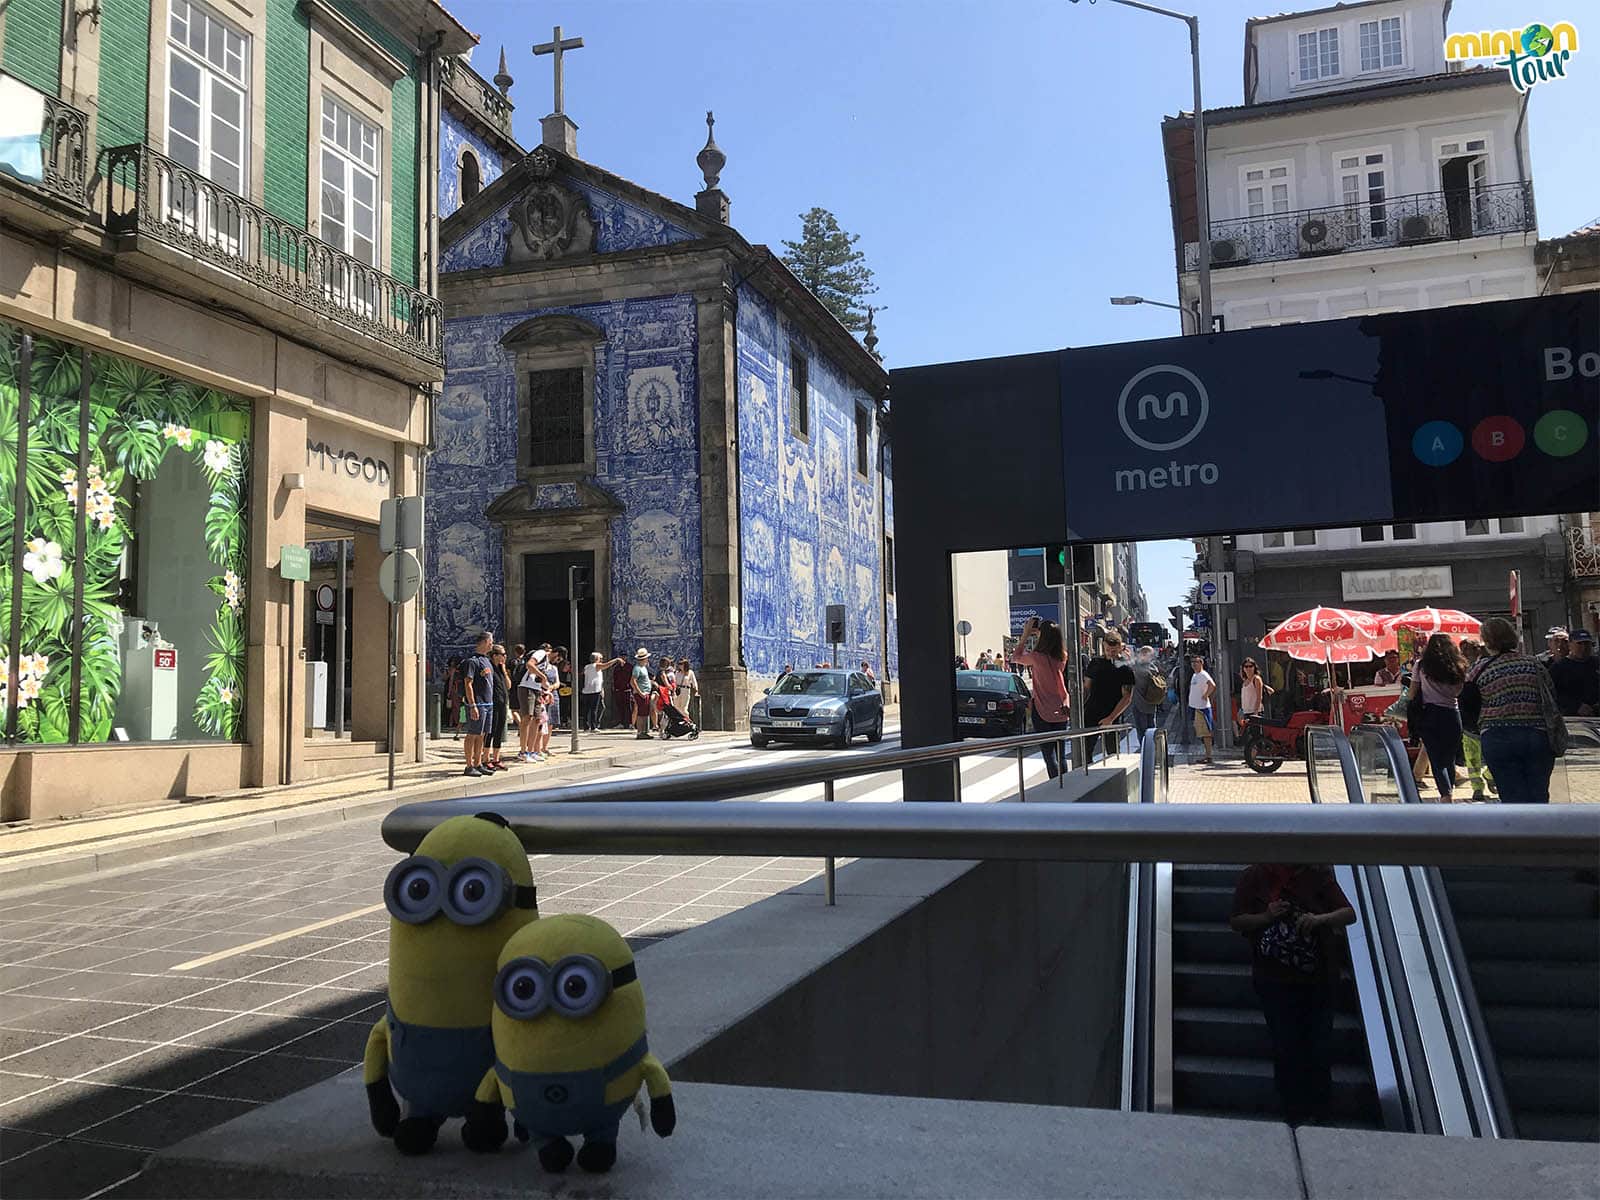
[{"xmin": 750, "ymin": 669, "xmax": 885, "ymax": 748}]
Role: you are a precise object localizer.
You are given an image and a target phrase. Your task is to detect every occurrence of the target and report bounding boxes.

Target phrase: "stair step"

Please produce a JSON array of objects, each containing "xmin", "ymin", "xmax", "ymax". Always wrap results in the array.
[
  {"xmin": 1174, "ymin": 962, "xmax": 1256, "ymax": 1009},
  {"xmin": 1514, "ymin": 1110, "xmax": 1600, "ymax": 1144},
  {"xmin": 1174, "ymin": 921, "xmax": 1253, "ymax": 964},
  {"xmin": 1173, "ymin": 1005, "xmax": 1367, "ymax": 1061},
  {"xmin": 1482, "ymin": 1004, "xmax": 1600, "ymax": 1059},
  {"xmin": 1173, "ymin": 884, "xmax": 1236, "ymax": 923},
  {"xmin": 1466, "ymin": 961, "xmax": 1600, "ymax": 1008},
  {"xmin": 1172, "ymin": 1054, "xmax": 1375, "ymax": 1121},
  {"xmin": 1454, "ymin": 917, "xmax": 1599, "ymax": 963},
  {"xmin": 1500, "ymin": 1056, "xmax": 1600, "ymax": 1113},
  {"xmin": 1443, "ymin": 881, "xmax": 1598, "ymax": 919}
]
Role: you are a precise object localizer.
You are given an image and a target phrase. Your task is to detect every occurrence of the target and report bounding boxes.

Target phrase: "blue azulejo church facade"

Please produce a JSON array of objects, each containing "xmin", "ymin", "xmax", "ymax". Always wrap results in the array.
[{"xmin": 428, "ymin": 135, "xmax": 893, "ymax": 729}]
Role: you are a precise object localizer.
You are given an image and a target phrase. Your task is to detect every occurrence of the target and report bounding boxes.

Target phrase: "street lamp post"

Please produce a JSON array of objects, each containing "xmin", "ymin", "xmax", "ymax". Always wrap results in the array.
[
  {"xmin": 1072, "ymin": 0, "xmax": 1212, "ymax": 332},
  {"xmin": 1110, "ymin": 295, "xmax": 1195, "ymax": 334}
]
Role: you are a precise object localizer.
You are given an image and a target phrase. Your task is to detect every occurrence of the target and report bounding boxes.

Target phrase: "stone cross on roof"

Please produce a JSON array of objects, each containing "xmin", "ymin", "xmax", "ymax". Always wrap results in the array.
[{"xmin": 532, "ymin": 25, "xmax": 583, "ymax": 116}]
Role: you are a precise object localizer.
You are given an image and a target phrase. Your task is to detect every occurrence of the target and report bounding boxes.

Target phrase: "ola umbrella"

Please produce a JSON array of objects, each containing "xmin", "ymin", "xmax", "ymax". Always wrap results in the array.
[
  {"xmin": 1261, "ymin": 606, "xmax": 1385, "ymax": 654},
  {"xmin": 1382, "ymin": 608, "xmax": 1482, "ymax": 638}
]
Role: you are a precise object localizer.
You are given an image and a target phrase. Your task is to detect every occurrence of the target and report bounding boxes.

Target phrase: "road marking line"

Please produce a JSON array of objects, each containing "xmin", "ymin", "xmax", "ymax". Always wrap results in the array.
[{"xmin": 170, "ymin": 903, "xmax": 387, "ymax": 971}]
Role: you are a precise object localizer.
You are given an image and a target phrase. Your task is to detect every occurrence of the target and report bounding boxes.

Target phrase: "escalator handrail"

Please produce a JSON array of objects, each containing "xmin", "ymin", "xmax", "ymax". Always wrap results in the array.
[
  {"xmin": 1305, "ymin": 725, "xmax": 1415, "ymax": 1132},
  {"xmin": 1124, "ymin": 727, "xmax": 1170, "ymax": 1112},
  {"xmin": 1349, "ymin": 723, "xmax": 1516, "ymax": 1139}
]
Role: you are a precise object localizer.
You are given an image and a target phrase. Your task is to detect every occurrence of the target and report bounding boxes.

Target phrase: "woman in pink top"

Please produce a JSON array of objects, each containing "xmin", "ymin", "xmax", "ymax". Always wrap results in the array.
[
  {"xmin": 1407, "ymin": 634, "xmax": 1466, "ymax": 801},
  {"xmin": 1012, "ymin": 616, "xmax": 1072, "ymax": 778}
]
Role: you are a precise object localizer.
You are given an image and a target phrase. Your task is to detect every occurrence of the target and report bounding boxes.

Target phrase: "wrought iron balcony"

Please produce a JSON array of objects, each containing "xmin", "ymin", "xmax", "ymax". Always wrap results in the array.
[
  {"xmin": 1182, "ymin": 181, "xmax": 1536, "ymax": 272},
  {"xmin": 99, "ymin": 143, "xmax": 441, "ymax": 366},
  {"xmin": 0, "ymin": 73, "xmax": 89, "ymax": 208},
  {"xmin": 1569, "ymin": 523, "xmax": 1600, "ymax": 580}
]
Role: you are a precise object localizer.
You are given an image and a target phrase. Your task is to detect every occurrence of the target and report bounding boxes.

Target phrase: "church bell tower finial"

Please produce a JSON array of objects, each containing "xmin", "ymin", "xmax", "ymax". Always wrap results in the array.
[
  {"xmin": 695, "ymin": 111, "xmax": 730, "ymax": 224},
  {"xmin": 494, "ymin": 45, "xmax": 514, "ymax": 96}
]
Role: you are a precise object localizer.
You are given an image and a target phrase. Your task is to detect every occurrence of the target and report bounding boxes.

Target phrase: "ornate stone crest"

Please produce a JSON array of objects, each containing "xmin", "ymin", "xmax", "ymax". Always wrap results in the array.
[{"xmin": 503, "ymin": 177, "xmax": 595, "ymax": 264}]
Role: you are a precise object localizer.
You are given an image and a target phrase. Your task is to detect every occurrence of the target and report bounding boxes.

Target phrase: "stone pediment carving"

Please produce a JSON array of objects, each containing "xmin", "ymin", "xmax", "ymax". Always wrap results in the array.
[
  {"xmin": 485, "ymin": 479, "xmax": 623, "ymax": 523},
  {"xmin": 503, "ymin": 172, "xmax": 596, "ymax": 265}
]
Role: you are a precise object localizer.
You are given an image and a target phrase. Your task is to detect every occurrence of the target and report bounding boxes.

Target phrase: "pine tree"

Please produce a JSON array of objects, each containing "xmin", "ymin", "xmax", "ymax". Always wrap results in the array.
[{"xmin": 780, "ymin": 207, "xmax": 879, "ymax": 334}]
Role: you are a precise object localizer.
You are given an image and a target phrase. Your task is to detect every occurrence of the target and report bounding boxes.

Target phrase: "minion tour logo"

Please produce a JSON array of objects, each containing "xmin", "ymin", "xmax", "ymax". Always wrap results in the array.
[{"xmin": 1444, "ymin": 21, "xmax": 1579, "ymax": 92}]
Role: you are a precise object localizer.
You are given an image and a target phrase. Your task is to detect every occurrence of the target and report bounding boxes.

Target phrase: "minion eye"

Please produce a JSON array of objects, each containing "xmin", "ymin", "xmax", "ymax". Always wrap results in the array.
[
  {"xmin": 384, "ymin": 860, "xmax": 443, "ymax": 924},
  {"xmin": 553, "ymin": 960, "xmax": 604, "ymax": 1016},
  {"xmin": 496, "ymin": 961, "xmax": 548, "ymax": 1019},
  {"xmin": 448, "ymin": 865, "xmax": 498, "ymax": 922}
]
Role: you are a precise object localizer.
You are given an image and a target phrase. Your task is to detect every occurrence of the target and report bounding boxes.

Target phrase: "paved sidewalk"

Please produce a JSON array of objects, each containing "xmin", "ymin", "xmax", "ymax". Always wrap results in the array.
[
  {"xmin": 0, "ymin": 727, "xmax": 745, "ymax": 894},
  {"xmin": 1168, "ymin": 757, "xmax": 1314, "ymax": 805}
]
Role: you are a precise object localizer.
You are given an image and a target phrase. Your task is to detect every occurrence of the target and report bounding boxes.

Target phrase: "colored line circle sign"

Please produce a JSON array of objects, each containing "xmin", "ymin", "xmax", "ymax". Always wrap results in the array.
[
  {"xmin": 1470, "ymin": 415, "xmax": 1524, "ymax": 462},
  {"xmin": 1412, "ymin": 421, "xmax": 1463, "ymax": 467},
  {"xmin": 1533, "ymin": 409, "xmax": 1589, "ymax": 458}
]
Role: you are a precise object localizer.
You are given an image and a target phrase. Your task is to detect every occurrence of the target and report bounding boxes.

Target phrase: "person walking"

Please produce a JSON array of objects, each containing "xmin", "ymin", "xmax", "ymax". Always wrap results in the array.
[
  {"xmin": 1011, "ymin": 616, "xmax": 1072, "ymax": 778},
  {"xmin": 609, "ymin": 651, "xmax": 635, "ymax": 730},
  {"xmin": 1407, "ymin": 634, "xmax": 1466, "ymax": 802},
  {"xmin": 482, "ymin": 645, "xmax": 511, "ymax": 772},
  {"xmin": 1128, "ymin": 646, "xmax": 1165, "ymax": 745},
  {"xmin": 631, "ymin": 648, "xmax": 655, "ymax": 739},
  {"xmin": 1188, "ymin": 653, "xmax": 1217, "ymax": 764},
  {"xmin": 1569, "ymin": 629, "xmax": 1600, "ymax": 716},
  {"xmin": 1462, "ymin": 617, "xmax": 1562, "ymax": 803},
  {"xmin": 861, "ymin": 660, "xmax": 877, "ymax": 683},
  {"xmin": 516, "ymin": 649, "xmax": 542, "ymax": 761},
  {"xmin": 1458, "ymin": 639, "xmax": 1495, "ymax": 800},
  {"xmin": 444, "ymin": 656, "xmax": 463, "ymax": 738},
  {"xmin": 460, "ymin": 631, "xmax": 495, "ymax": 777},
  {"xmin": 1547, "ymin": 629, "xmax": 1597, "ymax": 716},
  {"xmin": 674, "ymin": 658, "xmax": 699, "ymax": 724},
  {"xmin": 1084, "ymin": 632, "xmax": 1135, "ymax": 760},
  {"xmin": 1229, "ymin": 863, "xmax": 1357, "ymax": 1126}
]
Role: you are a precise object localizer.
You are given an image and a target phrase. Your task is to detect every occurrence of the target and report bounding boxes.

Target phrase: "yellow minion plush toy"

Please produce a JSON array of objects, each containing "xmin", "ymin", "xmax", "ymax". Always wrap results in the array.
[
  {"xmin": 463, "ymin": 913, "xmax": 675, "ymax": 1173},
  {"xmin": 363, "ymin": 811, "xmax": 538, "ymax": 1155}
]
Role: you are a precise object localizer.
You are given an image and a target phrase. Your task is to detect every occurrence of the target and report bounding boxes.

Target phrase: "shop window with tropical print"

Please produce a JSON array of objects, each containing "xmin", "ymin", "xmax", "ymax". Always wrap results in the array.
[{"xmin": 1, "ymin": 321, "xmax": 250, "ymax": 744}]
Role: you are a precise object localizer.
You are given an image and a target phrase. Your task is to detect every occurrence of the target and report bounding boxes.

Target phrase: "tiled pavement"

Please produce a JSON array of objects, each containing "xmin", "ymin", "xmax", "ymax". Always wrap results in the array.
[{"xmin": 0, "ymin": 737, "xmax": 1043, "ymax": 1198}]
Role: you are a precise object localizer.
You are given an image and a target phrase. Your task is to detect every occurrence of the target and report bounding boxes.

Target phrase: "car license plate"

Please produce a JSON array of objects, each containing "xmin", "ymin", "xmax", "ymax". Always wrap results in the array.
[
  {"xmin": 771, "ymin": 719, "xmax": 804, "ymax": 728},
  {"xmin": 958, "ymin": 716, "xmax": 985, "ymax": 725}
]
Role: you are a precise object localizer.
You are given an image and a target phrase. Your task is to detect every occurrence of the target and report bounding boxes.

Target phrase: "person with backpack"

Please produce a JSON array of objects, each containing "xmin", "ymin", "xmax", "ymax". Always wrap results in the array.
[
  {"xmin": 1128, "ymin": 645, "xmax": 1166, "ymax": 745},
  {"xmin": 1083, "ymin": 632, "xmax": 1136, "ymax": 760}
]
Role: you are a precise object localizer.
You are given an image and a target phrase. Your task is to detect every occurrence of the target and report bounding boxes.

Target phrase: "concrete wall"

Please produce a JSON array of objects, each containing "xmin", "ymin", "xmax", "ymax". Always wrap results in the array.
[{"xmin": 672, "ymin": 855, "xmax": 1130, "ymax": 1109}]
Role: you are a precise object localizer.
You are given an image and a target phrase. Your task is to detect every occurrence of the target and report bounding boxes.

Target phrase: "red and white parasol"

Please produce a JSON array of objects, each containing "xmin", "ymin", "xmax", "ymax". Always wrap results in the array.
[
  {"xmin": 1380, "ymin": 608, "xmax": 1482, "ymax": 638},
  {"xmin": 1261, "ymin": 606, "xmax": 1385, "ymax": 656}
]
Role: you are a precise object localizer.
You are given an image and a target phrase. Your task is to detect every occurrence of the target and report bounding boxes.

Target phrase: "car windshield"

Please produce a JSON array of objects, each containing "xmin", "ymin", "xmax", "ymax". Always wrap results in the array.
[
  {"xmin": 957, "ymin": 671, "xmax": 1015, "ymax": 693},
  {"xmin": 773, "ymin": 672, "xmax": 844, "ymax": 697}
]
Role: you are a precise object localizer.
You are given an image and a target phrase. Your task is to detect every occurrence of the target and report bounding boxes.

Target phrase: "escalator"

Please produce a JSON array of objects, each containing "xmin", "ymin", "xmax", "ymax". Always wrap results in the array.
[
  {"xmin": 1438, "ymin": 865, "xmax": 1599, "ymax": 1142},
  {"xmin": 1126, "ymin": 723, "xmax": 1598, "ymax": 1142},
  {"xmin": 1169, "ymin": 861, "xmax": 1382, "ymax": 1124}
]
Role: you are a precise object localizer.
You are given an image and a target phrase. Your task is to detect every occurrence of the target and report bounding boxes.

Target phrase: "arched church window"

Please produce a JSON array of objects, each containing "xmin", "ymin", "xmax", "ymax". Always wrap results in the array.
[{"xmin": 461, "ymin": 150, "xmax": 481, "ymax": 202}]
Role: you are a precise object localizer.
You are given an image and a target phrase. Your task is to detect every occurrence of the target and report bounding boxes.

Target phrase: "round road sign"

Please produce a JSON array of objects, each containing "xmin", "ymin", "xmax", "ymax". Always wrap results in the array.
[
  {"xmin": 1200, "ymin": 581, "xmax": 1217, "ymax": 601},
  {"xmin": 379, "ymin": 550, "xmax": 422, "ymax": 604},
  {"xmin": 955, "ymin": 620, "xmax": 973, "ymax": 636},
  {"xmin": 316, "ymin": 583, "xmax": 336, "ymax": 612}
]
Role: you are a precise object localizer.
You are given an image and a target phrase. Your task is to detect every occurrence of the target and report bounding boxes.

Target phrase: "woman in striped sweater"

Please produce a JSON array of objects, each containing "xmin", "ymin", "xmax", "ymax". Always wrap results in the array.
[{"xmin": 1464, "ymin": 618, "xmax": 1558, "ymax": 804}]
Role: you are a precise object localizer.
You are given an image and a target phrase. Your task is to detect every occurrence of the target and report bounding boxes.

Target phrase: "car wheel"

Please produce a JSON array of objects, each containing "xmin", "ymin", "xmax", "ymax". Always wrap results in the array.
[
  {"xmin": 751, "ymin": 733, "xmax": 769, "ymax": 749},
  {"xmin": 835, "ymin": 715, "xmax": 854, "ymax": 749},
  {"xmin": 867, "ymin": 711, "xmax": 884, "ymax": 743}
]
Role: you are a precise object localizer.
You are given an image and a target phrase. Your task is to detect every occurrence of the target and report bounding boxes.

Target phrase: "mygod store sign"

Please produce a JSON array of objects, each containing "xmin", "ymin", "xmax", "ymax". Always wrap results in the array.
[
  {"xmin": 304, "ymin": 416, "xmax": 396, "ymax": 521},
  {"xmin": 1341, "ymin": 567, "xmax": 1452, "ymax": 603}
]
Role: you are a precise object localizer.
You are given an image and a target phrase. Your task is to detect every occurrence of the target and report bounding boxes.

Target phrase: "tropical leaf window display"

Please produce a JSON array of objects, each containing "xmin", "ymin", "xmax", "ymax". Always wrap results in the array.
[{"xmin": 0, "ymin": 322, "xmax": 251, "ymax": 743}]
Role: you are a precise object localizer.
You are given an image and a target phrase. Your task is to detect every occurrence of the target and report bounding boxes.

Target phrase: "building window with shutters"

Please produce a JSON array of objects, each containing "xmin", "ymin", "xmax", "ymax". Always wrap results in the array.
[
  {"xmin": 320, "ymin": 95, "xmax": 380, "ymax": 265},
  {"xmin": 527, "ymin": 367, "xmax": 586, "ymax": 468}
]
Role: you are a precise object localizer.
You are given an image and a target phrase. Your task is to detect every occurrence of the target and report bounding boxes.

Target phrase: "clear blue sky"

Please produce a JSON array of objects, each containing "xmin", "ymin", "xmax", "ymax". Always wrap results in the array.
[{"xmin": 448, "ymin": 0, "xmax": 1599, "ymax": 622}]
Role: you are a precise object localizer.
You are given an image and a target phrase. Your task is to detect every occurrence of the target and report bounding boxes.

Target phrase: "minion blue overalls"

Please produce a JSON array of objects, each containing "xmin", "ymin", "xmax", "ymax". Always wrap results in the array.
[
  {"xmin": 386, "ymin": 1006, "xmax": 496, "ymax": 1119},
  {"xmin": 495, "ymin": 1035, "xmax": 649, "ymax": 1146}
]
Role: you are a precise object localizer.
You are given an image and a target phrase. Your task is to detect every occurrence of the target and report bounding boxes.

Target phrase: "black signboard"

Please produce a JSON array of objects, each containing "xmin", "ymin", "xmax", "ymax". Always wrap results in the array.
[{"xmin": 1060, "ymin": 294, "xmax": 1599, "ymax": 543}]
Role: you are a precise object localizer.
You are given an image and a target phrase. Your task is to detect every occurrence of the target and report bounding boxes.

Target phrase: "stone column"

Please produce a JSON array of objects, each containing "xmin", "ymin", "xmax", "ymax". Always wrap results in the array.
[
  {"xmin": 694, "ymin": 276, "xmax": 748, "ymax": 730},
  {"xmin": 351, "ymin": 527, "xmax": 389, "ymax": 744},
  {"xmin": 245, "ymin": 399, "xmax": 307, "ymax": 787}
]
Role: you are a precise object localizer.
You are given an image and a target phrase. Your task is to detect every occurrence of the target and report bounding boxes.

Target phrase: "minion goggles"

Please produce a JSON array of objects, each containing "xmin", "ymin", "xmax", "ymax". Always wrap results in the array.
[
  {"xmin": 383, "ymin": 855, "xmax": 538, "ymax": 926},
  {"xmin": 494, "ymin": 954, "xmax": 638, "ymax": 1020}
]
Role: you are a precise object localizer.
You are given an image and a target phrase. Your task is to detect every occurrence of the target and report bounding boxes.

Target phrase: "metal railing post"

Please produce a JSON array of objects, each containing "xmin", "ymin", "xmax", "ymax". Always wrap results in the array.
[
  {"xmin": 1017, "ymin": 746, "xmax": 1026, "ymax": 802},
  {"xmin": 823, "ymin": 779, "xmax": 836, "ymax": 905}
]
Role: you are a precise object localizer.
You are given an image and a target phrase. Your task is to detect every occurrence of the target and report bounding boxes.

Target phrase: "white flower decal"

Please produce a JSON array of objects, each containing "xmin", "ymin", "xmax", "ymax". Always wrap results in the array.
[
  {"xmin": 163, "ymin": 423, "xmax": 197, "ymax": 449},
  {"xmin": 218, "ymin": 685, "xmax": 235, "ymax": 705},
  {"xmin": 223, "ymin": 568, "xmax": 243, "ymax": 611},
  {"xmin": 63, "ymin": 466, "xmax": 115, "ymax": 528},
  {"xmin": 1, "ymin": 652, "xmax": 51, "ymax": 709},
  {"xmin": 21, "ymin": 538, "xmax": 64, "ymax": 585},
  {"xmin": 203, "ymin": 440, "xmax": 232, "ymax": 475}
]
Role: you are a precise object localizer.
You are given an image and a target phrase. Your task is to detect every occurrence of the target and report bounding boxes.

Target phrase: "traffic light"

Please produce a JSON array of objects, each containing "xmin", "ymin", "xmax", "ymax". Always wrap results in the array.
[
  {"xmin": 570, "ymin": 566, "xmax": 592, "ymax": 600},
  {"xmin": 1044, "ymin": 544, "xmax": 1067, "ymax": 588}
]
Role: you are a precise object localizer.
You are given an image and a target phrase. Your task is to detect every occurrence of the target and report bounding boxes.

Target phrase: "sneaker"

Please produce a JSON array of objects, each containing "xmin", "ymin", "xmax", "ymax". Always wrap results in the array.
[{"xmin": 463, "ymin": 765, "xmax": 478, "ymax": 777}]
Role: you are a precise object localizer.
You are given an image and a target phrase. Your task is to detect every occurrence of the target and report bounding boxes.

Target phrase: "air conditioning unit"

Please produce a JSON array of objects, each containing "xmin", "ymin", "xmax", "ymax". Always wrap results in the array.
[
  {"xmin": 1296, "ymin": 217, "xmax": 1344, "ymax": 256},
  {"xmin": 1210, "ymin": 237, "xmax": 1250, "ymax": 267},
  {"xmin": 1398, "ymin": 213, "xmax": 1441, "ymax": 244}
]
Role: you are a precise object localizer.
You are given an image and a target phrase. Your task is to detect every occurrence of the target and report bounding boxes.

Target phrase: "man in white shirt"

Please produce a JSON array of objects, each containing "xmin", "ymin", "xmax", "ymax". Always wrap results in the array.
[{"xmin": 1188, "ymin": 654, "xmax": 1217, "ymax": 764}]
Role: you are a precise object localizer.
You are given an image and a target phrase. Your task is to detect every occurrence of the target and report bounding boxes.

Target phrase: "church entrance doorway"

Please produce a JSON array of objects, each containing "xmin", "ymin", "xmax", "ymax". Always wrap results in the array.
[{"xmin": 523, "ymin": 550, "xmax": 596, "ymax": 664}]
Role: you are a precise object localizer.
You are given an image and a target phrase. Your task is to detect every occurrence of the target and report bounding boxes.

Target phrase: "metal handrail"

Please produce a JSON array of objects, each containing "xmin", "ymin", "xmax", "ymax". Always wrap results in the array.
[
  {"xmin": 382, "ymin": 796, "xmax": 1599, "ymax": 866},
  {"xmin": 1306, "ymin": 725, "xmax": 1415, "ymax": 1132},
  {"xmin": 1124, "ymin": 727, "xmax": 1171, "ymax": 1114},
  {"xmin": 1351, "ymin": 723, "xmax": 1516, "ymax": 1139}
]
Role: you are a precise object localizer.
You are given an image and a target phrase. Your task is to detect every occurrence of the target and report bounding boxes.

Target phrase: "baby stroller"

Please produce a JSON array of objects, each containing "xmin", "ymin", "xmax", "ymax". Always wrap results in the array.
[{"xmin": 661, "ymin": 703, "xmax": 700, "ymax": 740}]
